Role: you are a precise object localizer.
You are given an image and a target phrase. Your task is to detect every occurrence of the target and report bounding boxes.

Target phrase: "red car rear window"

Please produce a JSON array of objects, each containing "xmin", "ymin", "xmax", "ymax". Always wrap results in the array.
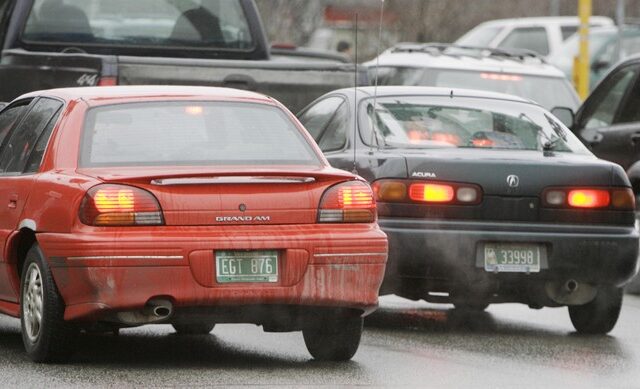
[{"xmin": 79, "ymin": 102, "xmax": 321, "ymax": 167}]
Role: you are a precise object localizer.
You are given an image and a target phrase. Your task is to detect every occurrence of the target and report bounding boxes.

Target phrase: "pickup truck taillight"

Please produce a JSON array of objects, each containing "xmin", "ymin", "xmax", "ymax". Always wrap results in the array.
[
  {"xmin": 98, "ymin": 76, "xmax": 118, "ymax": 86},
  {"xmin": 318, "ymin": 181, "xmax": 376, "ymax": 223},
  {"xmin": 79, "ymin": 184, "xmax": 164, "ymax": 226},
  {"xmin": 543, "ymin": 187, "xmax": 635, "ymax": 210}
]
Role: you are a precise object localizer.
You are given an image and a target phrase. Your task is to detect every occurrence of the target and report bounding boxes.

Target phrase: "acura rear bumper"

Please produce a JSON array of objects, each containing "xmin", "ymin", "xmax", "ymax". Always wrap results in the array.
[{"xmin": 379, "ymin": 218, "xmax": 639, "ymax": 298}]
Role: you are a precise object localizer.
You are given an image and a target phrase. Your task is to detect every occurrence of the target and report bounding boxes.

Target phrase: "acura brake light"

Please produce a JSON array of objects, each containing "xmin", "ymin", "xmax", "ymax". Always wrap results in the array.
[
  {"xmin": 373, "ymin": 179, "xmax": 482, "ymax": 205},
  {"xmin": 568, "ymin": 189, "xmax": 610, "ymax": 208},
  {"xmin": 409, "ymin": 183, "xmax": 454, "ymax": 203},
  {"xmin": 319, "ymin": 181, "xmax": 376, "ymax": 223},
  {"xmin": 543, "ymin": 187, "xmax": 634, "ymax": 210},
  {"xmin": 79, "ymin": 184, "xmax": 164, "ymax": 226}
]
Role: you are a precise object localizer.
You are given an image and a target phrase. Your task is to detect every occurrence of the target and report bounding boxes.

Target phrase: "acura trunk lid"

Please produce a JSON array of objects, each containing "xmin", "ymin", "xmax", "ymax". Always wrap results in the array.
[
  {"xmin": 404, "ymin": 149, "xmax": 624, "ymax": 196},
  {"xmin": 376, "ymin": 148, "xmax": 631, "ymax": 224}
]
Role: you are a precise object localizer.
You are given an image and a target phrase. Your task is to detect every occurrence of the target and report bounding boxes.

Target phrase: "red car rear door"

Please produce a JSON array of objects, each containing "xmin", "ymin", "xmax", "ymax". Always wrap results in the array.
[{"xmin": 0, "ymin": 98, "xmax": 63, "ymax": 302}]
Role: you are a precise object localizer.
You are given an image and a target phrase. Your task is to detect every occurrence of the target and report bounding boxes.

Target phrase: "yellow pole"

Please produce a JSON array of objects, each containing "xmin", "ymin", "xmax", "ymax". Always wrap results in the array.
[{"xmin": 576, "ymin": 0, "xmax": 591, "ymax": 100}]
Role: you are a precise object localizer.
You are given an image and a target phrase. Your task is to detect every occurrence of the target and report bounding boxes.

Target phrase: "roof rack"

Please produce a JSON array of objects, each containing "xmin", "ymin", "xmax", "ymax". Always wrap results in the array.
[{"xmin": 390, "ymin": 43, "xmax": 547, "ymax": 63}]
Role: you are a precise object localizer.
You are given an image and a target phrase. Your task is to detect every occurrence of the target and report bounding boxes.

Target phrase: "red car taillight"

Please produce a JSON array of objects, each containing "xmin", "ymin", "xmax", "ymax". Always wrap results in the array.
[
  {"xmin": 373, "ymin": 180, "xmax": 482, "ymax": 205},
  {"xmin": 318, "ymin": 181, "xmax": 376, "ymax": 223},
  {"xmin": 79, "ymin": 184, "xmax": 164, "ymax": 226},
  {"xmin": 543, "ymin": 187, "xmax": 634, "ymax": 210}
]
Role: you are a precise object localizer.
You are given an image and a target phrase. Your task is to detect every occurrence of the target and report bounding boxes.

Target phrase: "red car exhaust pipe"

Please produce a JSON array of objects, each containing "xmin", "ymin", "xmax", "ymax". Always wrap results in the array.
[{"xmin": 144, "ymin": 299, "xmax": 173, "ymax": 319}]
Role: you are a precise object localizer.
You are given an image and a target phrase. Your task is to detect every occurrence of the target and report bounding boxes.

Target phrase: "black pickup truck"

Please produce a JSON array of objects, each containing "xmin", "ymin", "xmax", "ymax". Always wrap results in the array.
[{"xmin": 0, "ymin": 0, "xmax": 365, "ymax": 112}]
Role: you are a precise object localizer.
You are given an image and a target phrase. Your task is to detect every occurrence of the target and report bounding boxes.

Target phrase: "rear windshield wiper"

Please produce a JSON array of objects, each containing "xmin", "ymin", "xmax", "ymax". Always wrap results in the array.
[
  {"xmin": 367, "ymin": 103, "xmax": 390, "ymax": 149},
  {"xmin": 543, "ymin": 135, "xmax": 563, "ymax": 151},
  {"xmin": 542, "ymin": 114, "xmax": 568, "ymax": 152}
]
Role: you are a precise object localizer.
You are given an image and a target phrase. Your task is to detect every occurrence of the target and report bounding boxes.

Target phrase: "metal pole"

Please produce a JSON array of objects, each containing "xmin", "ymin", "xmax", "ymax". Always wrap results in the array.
[
  {"xmin": 550, "ymin": 0, "xmax": 560, "ymax": 16},
  {"xmin": 576, "ymin": 0, "xmax": 591, "ymax": 100}
]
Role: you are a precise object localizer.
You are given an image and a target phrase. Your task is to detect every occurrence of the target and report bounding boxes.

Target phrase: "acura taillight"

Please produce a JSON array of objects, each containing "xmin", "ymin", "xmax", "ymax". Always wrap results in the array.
[
  {"xmin": 567, "ymin": 189, "xmax": 610, "ymax": 208},
  {"xmin": 79, "ymin": 184, "xmax": 164, "ymax": 226},
  {"xmin": 409, "ymin": 183, "xmax": 454, "ymax": 203},
  {"xmin": 543, "ymin": 187, "xmax": 634, "ymax": 210},
  {"xmin": 318, "ymin": 181, "xmax": 376, "ymax": 223},
  {"xmin": 373, "ymin": 179, "xmax": 482, "ymax": 205}
]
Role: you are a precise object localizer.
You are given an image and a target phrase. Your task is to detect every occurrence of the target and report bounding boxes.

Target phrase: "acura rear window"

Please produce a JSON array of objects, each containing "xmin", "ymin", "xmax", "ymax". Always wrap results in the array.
[
  {"xmin": 359, "ymin": 96, "xmax": 590, "ymax": 154},
  {"xmin": 80, "ymin": 102, "xmax": 321, "ymax": 167}
]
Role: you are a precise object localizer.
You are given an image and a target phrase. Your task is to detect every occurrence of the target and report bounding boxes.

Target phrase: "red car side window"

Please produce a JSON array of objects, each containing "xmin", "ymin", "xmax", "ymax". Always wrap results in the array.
[
  {"xmin": 0, "ymin": 98, "xmax": 62, "ymax": 174},
  {"xmin": 24, "ymin": 108, "xmax": 62, "ymax": 173},
  {"xmin": 0, "ymin": 102, "xmax": 29, "ymax": 150}
]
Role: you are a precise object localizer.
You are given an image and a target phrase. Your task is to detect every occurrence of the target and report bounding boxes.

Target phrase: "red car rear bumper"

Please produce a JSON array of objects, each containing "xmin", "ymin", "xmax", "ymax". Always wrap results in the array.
[{"xmin": 37, "ymin": 225, "xmax": 387, "ymax": 322}]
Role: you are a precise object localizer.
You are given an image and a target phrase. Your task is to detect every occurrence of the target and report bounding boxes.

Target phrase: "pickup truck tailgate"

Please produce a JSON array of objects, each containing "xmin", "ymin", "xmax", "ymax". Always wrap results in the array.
[
  {"xmin": 116, "ymin": 56, "xmax": 367, "ymax": 113},
  {"xmin": 0, "ymin": 49, "xmax": 117, "ymax": 99}
]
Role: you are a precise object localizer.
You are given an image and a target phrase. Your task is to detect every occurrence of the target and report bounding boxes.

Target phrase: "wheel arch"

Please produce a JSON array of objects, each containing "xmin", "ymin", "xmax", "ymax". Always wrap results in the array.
[
  {"xmin": 7, "ymin": 222, "xmax": 38, "ymax": 281},
  {"xmin": 626, "ymin": 162, "xmax": 640, "ymax": 195}
]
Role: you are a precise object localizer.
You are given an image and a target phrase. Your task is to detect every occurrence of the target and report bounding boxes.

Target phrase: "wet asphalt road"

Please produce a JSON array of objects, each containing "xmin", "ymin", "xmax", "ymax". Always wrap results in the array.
[{"xmin": 0, "ymin": 295, "xmax": 639, "ymax": 388}]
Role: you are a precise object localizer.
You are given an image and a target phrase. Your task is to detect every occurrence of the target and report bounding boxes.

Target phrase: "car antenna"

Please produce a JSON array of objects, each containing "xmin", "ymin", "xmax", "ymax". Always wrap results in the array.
[
  {"xmin": 351, "ymin": 12, "xmax": 359, "ymax": 175},
  {"xmin": 369, "ymin": 0, "xmax": 386, "ymax": 154}
]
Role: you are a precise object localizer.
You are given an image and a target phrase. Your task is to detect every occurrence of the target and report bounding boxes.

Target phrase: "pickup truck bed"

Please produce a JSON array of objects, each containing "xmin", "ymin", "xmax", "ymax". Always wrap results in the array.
[{"xmin": 0, "ymin": 49, "xmax": 366, "ymax": 113}]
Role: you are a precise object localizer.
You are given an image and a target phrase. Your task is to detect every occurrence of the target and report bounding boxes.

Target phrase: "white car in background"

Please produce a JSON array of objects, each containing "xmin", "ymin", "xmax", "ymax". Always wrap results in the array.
[
  {"xmin": 455, "ymin": 16, "xmax": 613, "ymax": 57},
  {"xmin": 365, "ymin": 43, "xmax": 580, "ymax": 111}
]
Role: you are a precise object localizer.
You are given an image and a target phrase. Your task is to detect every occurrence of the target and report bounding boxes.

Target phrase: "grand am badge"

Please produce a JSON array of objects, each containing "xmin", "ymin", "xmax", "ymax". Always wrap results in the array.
[{"xmin": 216, "ymin": 216, "xmax": 271, "ymax": 222}]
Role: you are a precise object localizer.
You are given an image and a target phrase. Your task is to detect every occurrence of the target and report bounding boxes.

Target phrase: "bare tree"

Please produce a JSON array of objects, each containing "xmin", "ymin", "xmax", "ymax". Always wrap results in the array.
[
  {"xmin": 254, "ymin": 0, "xmax": 327, "ymax": 46},
  {"xmin": 256, "ymin": 0, "xmax": 640, "ymax": 54}
]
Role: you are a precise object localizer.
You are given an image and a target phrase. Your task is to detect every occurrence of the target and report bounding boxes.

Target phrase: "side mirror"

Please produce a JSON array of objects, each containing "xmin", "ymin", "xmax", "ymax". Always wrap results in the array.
[
  {"xmin": 592, "ymin": 60, "xmax": 610, "ymax": 72},
  {"xmin": 551, "ymin": 107, "xmax": 575, "ymax": 128}
]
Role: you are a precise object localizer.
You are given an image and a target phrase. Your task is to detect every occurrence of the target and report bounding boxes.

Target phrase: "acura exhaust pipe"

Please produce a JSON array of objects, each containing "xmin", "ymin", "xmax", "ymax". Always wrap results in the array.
[
  {"xmin": 564, "ymin": 279, "xmax": 579, "ymax": 293},
  {"xmin": 545, "ymin": 280, "xmax": 596, "ymax": 305}
]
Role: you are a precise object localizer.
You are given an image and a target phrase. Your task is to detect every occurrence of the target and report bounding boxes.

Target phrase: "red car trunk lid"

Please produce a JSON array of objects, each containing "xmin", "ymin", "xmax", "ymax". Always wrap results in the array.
[{"xmin": 77, "ymin": 167, "xmax": 354, "ymax": 226}]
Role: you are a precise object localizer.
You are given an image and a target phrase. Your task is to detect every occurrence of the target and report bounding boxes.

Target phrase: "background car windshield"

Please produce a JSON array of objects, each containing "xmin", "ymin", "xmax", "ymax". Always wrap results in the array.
[
  {"xmin": 80, "ymin": 102, "xmax": 320, "ymax": 167},
  {"xmin": 455, "ymin": 25, "xmax": 501, "ymax": 46},
  {"xmin": 429, "ymin": 70, "xmax": 578, "ymax": 110},
  {"xmin": 360, "ymin": 96, "xmax": 590, "ymax": 154},
  {"xmin": 372, "ymin": 67, "xmax": 578, "ymax": 110},
  {"xmin": 370, "ymin": 67, "xmax": 426, "ymax": 86},
  {"xmin": 23, "ymin": 0, "xmax": 253, "ymax": 49}
]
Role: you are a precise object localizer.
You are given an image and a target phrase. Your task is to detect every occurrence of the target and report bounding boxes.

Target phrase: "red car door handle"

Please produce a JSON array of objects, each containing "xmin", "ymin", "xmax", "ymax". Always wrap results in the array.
[{"xmin": 8, "ymin": 194, "xmax": 17, "ymax": 209}]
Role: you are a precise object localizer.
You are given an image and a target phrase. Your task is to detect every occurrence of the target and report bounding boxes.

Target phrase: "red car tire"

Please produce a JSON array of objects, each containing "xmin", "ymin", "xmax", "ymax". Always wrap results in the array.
[{"xmin": 21, "ymin": 243, "xmax": 78, "ymax": 363}]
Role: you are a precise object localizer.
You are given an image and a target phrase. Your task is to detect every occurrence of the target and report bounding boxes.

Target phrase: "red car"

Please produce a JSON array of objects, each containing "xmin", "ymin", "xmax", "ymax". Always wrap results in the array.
[{"xmin": 0, "ymin": 86, "xmax": 387, "ymax": 362}]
